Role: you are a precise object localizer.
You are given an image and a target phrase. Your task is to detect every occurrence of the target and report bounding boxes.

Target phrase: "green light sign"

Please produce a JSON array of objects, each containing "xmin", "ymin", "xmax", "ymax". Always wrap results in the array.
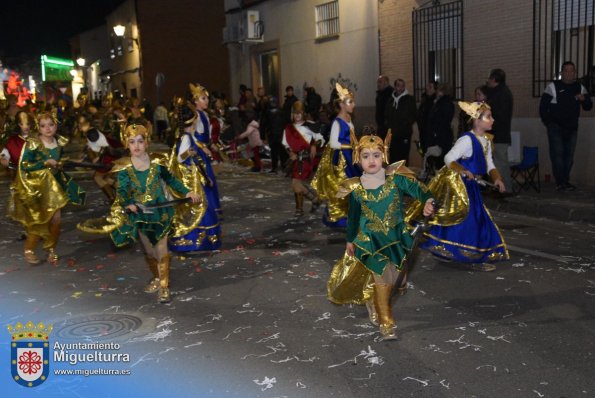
[{"xmin": 41, "ymin": 55, "xmax": 75, "ymax": 82}]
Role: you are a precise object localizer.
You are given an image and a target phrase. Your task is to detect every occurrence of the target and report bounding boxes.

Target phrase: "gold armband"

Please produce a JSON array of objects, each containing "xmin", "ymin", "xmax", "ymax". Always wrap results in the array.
[
  {"xmin": 448, "ymin": 161, "xmax": 465, "ymax": 174},
  {"xmin": 179, "ymin": 149, "xmax": 192, "ymax": 162},
  {"xmin": 489, "ymin": 168, "xmax": 502, "ymax": 182}
]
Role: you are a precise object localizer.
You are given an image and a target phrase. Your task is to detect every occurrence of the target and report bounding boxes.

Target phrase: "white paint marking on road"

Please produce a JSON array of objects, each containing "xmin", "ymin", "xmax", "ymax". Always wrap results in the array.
[
  {"xmin": 506, "ymin": 244, "xmax": 569, "ymax": 263},
  {"xmin": 402, "ymin": 377, "xmax": 429, "ymax": 387}
]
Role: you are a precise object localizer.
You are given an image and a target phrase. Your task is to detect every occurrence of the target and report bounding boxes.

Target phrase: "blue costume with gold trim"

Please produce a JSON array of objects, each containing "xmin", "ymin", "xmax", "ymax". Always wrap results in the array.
[
  {"xmin": 311, "ymin": 117, "xmax": 362, "ymax": 228},
  {"xmin": 168, "ymin": 119, "xmax": 222, "ymax": 252},
  {"xmin": 419, "ymin": 132, "xmax": 509, "ymax": 263}
]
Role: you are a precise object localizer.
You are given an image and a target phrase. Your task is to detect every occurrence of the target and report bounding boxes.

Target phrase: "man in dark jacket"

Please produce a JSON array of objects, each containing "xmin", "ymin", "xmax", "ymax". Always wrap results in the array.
[
  {"xmin": 375, "ymin": 75, "xmax": 394, "ymax": 139},
  {"xmin": 486, "ymin": 68, "xmax": 514, "ymax": 192},
  {"xmin": 304, "ymin": 86, "xmax": 322, "ymax": 121},
  {"xmin": 418, "ymin": 83, "xmax": 454, "ymax": 179},
  {"xmin": 384, "ymin": 78, "xmax": 417, "ymax": 164},
  {"xmin": 281, "ymin": 86, "xmax": 298, "ymax": 125},
  {"xmin": 539, "ymin": 61, "xmax": 592, "ymax": 191}
]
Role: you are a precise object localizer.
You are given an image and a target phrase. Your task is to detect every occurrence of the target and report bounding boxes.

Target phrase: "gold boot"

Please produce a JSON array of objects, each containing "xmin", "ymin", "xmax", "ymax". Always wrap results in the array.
[
  {"xmin": 365, "ymin": 298, "xmax": 379, "ymax": 326},
  {"xmin": 374, "ymin": 283, "xmax": 397, "ymax": 340},
  {"xmin": 24, "ymin": 234, "xmax": 41, "ymax": 265},
  {"xmin": 144, "ymin": 255, "xmax": 160, "ymax": 293},
  {"xmin": 305, "ymin": 189, "xmax": 320, "ymax": 213},
  {"xmin": 46, "ymin": 222, "xmax": 61, "ymax": 265},
  {"xmin": 101, "ymin": 185, "xmax": 116, "ymax": 202},
  {"xmin": 295, "ymin": 193, "xmax": 304, "ymax": 216},
  {"xmin": 157, "ymin": 254, "xmax": 171, "ymax": 303},
  {"xmin": 47, "ymin": 248, "xmax": 58, "ymax": 265}
]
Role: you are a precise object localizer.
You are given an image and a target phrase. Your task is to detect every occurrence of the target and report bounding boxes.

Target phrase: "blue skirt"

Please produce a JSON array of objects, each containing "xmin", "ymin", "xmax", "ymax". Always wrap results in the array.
[{"xmin": 420, "ymin": 181, "xmax": 509, "ymax": 263}]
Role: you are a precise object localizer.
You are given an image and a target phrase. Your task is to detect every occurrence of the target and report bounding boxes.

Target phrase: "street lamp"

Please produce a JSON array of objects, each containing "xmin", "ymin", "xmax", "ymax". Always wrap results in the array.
[
  {"xmin": 76, "ymin": 57, "xmax": 86, "ymax": 67},
  {"xmin": 113, "ymin": 24, "xmax": 126, "ymax": 37}
]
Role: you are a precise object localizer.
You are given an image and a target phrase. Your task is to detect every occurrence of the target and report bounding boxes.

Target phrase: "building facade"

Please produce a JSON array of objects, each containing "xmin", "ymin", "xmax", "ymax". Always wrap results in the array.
[
  {"xmin": 379, "ymin": 0, "xmax": 595, "ymax": 185},
  {"xmin": 100, "ymin": 0, "xmax": 229, "ymax": 106},
  {"xmin": 224, "ymin": 0, "xmax": 380, "ymax": 127}
]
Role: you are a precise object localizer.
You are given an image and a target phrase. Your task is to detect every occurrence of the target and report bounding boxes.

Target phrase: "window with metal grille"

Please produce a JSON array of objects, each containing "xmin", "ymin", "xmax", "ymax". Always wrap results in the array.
[
  {"xmin": 315, "ymin": 1, "xmax": 339, "ymax": 39},
  {"xmin": 533, "ymin": 0, "xmax": 595, "ymax": 97},
  {"xmin": 412, "ymin": 1, "xmax": 463, "ymax": 101}
]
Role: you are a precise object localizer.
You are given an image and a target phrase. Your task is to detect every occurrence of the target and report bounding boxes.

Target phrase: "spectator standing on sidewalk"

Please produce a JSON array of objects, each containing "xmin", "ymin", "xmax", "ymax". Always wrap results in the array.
[
  {"xmin": 486, "ymin": 68, "xmax": 513, "ymax": 193},
  {"xmin": 384, "ymin": 79, "xmax": 417, "ymax": 164},
  {"xmin": 375, "ymin": 75, "xmax": 393, "ymax": 139},
  {"xmin": 539, "ymin": 61, "xmax": 593, "ymax": 191},
  {"xmin": 153, "ymin": 102, "xmax": 170, "ymax": 142},
  {"xmin": 281, "ymin": 86, "xmax": 298, "ymax": 125}
]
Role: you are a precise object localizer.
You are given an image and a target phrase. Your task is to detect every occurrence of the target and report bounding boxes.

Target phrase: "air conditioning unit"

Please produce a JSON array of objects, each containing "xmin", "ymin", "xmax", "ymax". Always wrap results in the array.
[{"xmin": 238, "ymin": 10, "xmax": 264, "ymax": 42}]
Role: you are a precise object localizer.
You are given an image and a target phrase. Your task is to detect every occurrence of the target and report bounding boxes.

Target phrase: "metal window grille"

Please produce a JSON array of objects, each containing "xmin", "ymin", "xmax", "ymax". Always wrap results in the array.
[
  {"xmin": 412, "ymin": 1, "xmax": 463, "ymax": 101},
  {"xmin": 315, "ymin": 1, "xmax": 340, "ymax": 39},
  {"xmin": 533, "ymin": 0, "xmax": 595, "ymax": 97}
]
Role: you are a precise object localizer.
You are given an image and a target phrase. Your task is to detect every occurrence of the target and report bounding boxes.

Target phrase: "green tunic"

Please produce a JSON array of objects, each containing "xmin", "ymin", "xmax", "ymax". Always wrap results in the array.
[
  {"xmin": 110, "ymin": 160, "xmax": 189, "ymax": 247},
  {"xmin": 346, "ymin": 173, "xmax": 432, "ymax": 275},
  {"xmin": 19, "ymin": 139, "xmax": 86, "ymax": 206}
]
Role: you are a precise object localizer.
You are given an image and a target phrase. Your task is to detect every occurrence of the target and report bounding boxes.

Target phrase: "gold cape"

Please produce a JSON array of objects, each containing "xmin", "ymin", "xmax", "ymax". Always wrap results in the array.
[
  {"xmin": 404, "ymin": 166, "xmax": 469, "ymax": 227},
  {"xmin": 77, "ymin": 153, "xmax": 206, "ymax": 236},
  {"xmin": 326, "ymin": 161, "xmax": 418, "ymax": 305},
  {"xmin": 310, "ymin": 146, "xmax": 349, "ymax": 223},
  {"xmin": 10, "ymin": 136, "xmax": 85, "ymax": 240}
]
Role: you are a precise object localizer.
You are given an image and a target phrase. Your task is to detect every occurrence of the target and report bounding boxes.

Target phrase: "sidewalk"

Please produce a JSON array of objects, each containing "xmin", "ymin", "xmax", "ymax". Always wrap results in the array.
[{"xmin": 483, "ymin": 182, "xmax": 595, "ymax": 224}]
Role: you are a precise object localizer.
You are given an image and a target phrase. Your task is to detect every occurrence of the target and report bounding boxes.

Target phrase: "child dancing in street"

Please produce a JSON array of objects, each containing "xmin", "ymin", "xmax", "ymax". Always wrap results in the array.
[
  {"xmin": 311, "ymin": 83, "xmax": 361, "ymax": 227},
  {"xmin": 110, "ymin": 123, "xmax": 201, "ymax": 303},
  {"xmin": 238, "ymin": 116, "xmax": 263, "ymax": 172},
  {"xmin": 331, "ymin": 133, "xmax": 434, "ymax": 340},
  {"xmin": 10, "ymin": 112, "xmax": 86, "ymax": 265},
  {"xmin": 419, "ymin": 101, "xmax": 509, "ymax": 271},
  {"xmin": 282, "ymin": 101, "xmax": 325, "ymax": 216}
]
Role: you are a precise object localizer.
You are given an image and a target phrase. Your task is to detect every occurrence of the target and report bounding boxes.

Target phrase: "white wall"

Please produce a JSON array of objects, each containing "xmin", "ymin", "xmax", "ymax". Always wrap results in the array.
[
  {"xmin": 226, "ymin": 0, "xmax": 379, "ymax": 125},
  {"xmin": 512, "ymin": 117, "xmax": 595, "ymax": 187}
]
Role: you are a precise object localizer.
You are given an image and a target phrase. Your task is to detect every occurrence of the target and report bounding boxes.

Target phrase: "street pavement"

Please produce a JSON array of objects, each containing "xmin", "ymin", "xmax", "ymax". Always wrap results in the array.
[{"xmin": 0, "ymin": 160, "xmax": 594, "ymax": 398}]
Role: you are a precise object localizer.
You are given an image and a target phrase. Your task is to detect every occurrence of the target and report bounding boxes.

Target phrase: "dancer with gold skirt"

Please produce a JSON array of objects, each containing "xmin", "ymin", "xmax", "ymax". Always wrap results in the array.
[
  {"xmin": 327, "ymin": 133, "xmax": 434, "ymax": 340},
  {"xmin": 109, "ymin": 123, "xmax": 202, "ymax": 303},
  {"xmin": 311, "ymin": 83, "xmax": 361, "ymax": 227},
  {"xmin": 168, "ymin": 100, "xmax": 221, "ymax": 252},
  {"xmin": 9, "ymin": 112, "xmax": 86, "ymax": 265},
  {"xmin": 415, "ymin": 101, "xmax": 509, "ymax": 271}
]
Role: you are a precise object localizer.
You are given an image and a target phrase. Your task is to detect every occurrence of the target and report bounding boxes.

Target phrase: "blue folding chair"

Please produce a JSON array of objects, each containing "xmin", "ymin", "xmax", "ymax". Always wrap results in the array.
[{"xmin": 510, "ymin": 146, "xmax": 540, "ymax": 194}]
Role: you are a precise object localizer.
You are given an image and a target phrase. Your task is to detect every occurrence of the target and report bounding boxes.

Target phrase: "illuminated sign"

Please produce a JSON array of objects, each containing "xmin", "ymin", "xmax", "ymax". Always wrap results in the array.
[{"xmin": 41, "ymin": 55, "xmax": 75, "ymax": 82}]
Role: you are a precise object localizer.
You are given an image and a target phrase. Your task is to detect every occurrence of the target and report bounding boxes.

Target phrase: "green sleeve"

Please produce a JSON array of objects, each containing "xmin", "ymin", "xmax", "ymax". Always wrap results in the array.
[
  {"xmin": 346, "ymin": 193, "xmax": 361, "ymax": 242},
  {"xmin": 115, "ymin": 170, "xmax": 133, "ymax": 206},
  {"xmin": 395, "ymin": 174, "xmax": 433, "ymax": 204},
  {"xmin": 159, "ymin": 165, "xmax": 190, "ymax": 196},
  {"xmin": 20, "ymin": 145, "xmax": 46, "ymax": 172}
]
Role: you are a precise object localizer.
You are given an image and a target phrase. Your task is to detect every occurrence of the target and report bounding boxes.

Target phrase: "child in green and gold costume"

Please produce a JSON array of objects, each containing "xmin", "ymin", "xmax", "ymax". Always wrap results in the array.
[
  {"xmin": 10, "ymin": 112, "xmax": 86, "ymax": 265},
  {"xmin": 329, "ymin": 133, "xmax": 435, "ymax": 340},
  {"xmin": 109, "ymin": 123, "xmax": 202, "ymax": 303}
]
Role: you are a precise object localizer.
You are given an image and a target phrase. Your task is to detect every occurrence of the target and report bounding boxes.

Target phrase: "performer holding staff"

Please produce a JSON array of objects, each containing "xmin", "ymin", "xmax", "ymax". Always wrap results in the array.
[
  {"xmin": 330, "ymin": 133, "xmax": 434, "ymax": 340},
  {"xmin": 418, "ymin": 101, "xmax": 509, "ymax": 271},
  {"xmin": 311, "ymin": 83, "xmax": 361, "ymax": 227},
  {"xmin": 110, "ymin": 123, "xmax": 201, "ymax": 302},
  {"xmin": 10, "ymin": 112, "xmax": 86, "ymax": 265}
]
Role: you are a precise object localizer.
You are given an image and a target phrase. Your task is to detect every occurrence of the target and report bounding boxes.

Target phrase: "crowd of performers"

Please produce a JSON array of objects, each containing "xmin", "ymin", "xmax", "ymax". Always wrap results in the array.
[{"xmin": 0, "ymin": 82, "xmax": 510, "ymax": 339}]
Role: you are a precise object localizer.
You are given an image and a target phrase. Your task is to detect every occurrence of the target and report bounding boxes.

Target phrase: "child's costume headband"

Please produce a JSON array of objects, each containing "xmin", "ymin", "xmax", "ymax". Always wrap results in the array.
[
  {"xmin": 336, "ymin": 82, "xmax": 354, "ymax": 102},
  {"xmin": 350, "ymin": 130, "xmax": 392, "ymax": 164},
  {"xmin": 458, "ymin": 101, "xmax": 491, "ymax": 120},
  {"xmin": 189, "ymin": 83, "xmax": 209, "ymax": 100},
  {"xmin": 123, "ymin": 123, "xmax": 150, "ymax": 147}
]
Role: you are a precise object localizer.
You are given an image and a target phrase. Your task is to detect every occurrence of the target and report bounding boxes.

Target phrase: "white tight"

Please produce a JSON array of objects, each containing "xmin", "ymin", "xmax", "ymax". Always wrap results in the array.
[
  {"xmin": 373, "ymin": 263, "xmax": 400, "ymax": 285},
  {"xmin": 138, "ymin": 233, "xmax": 168, "ymax": 262}
]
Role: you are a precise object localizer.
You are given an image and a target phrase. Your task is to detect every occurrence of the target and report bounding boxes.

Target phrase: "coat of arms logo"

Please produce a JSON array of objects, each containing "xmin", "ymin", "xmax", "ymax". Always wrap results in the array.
[{"xmin": 7, "ymin": 321, "xmax": 53, "ymax": 387}]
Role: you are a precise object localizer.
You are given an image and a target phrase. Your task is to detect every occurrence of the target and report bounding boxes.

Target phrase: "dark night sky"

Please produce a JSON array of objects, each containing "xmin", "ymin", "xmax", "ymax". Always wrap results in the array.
[{"xmin": 1, "ymin": 0, "xmax": 124, "ymax": 61}]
